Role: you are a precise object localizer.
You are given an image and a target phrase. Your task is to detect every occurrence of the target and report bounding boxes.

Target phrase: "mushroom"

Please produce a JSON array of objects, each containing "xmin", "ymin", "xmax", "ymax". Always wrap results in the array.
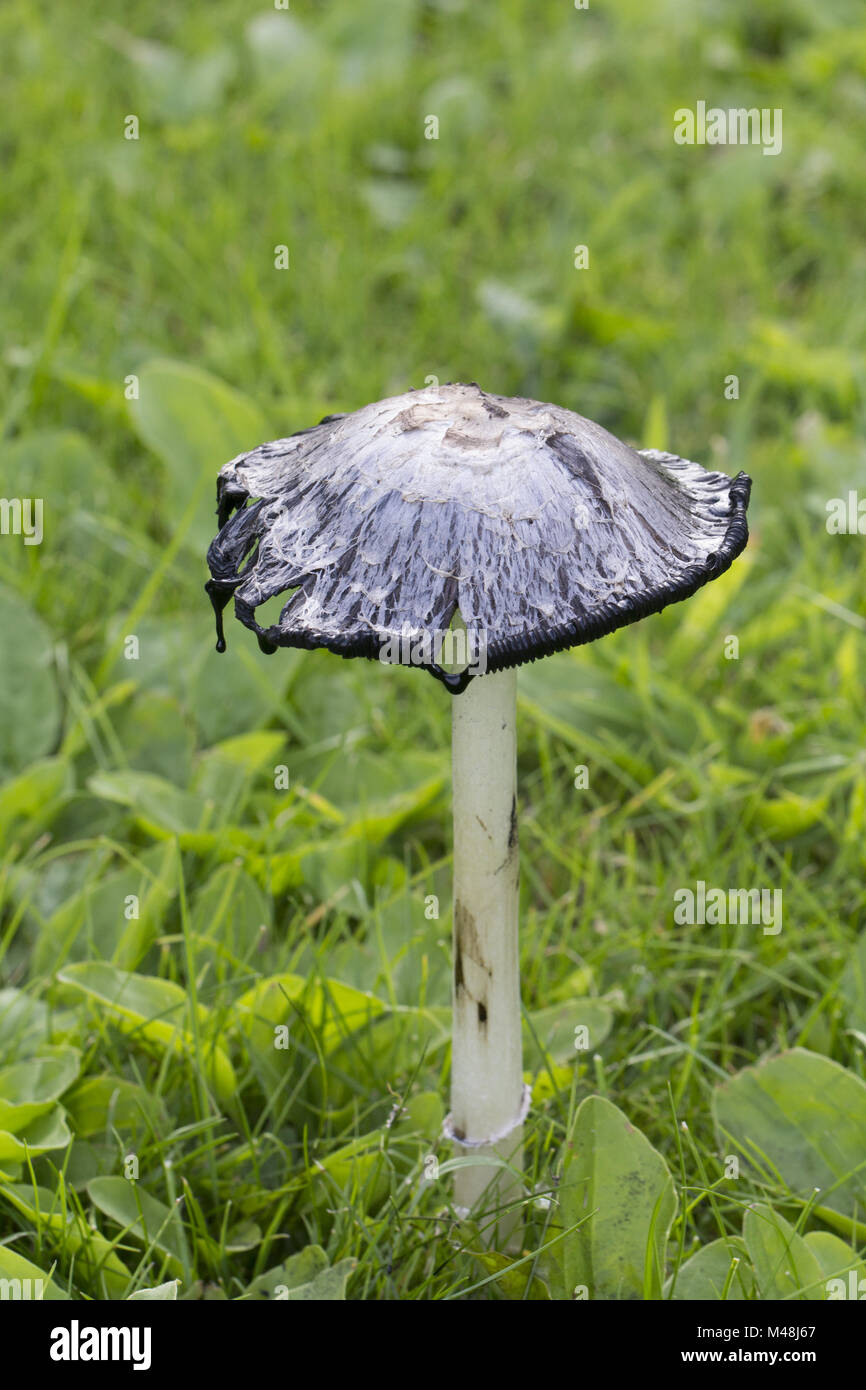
[{"xmin": 205, "ymin": 382, "xmax": 751, "ymax": 1243}]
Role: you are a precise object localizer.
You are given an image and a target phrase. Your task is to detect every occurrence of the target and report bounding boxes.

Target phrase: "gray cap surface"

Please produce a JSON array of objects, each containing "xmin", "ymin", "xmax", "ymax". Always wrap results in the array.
[{"xmin": 206, "ymin": 382, "xmax": 751, "ymax": 691}]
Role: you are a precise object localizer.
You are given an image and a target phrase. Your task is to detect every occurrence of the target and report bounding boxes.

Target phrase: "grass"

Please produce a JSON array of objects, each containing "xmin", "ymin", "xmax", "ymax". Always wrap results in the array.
[{"xmin": 0, "ymin": 0, "xmax": 865, "ymax": 1300}]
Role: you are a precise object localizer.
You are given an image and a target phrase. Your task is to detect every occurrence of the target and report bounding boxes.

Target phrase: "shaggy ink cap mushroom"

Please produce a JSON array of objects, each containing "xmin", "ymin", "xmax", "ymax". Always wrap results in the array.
[
  {"xmin": 205, "ymin": 382, "xmax": 751, "ymax": 691},
  {"xmin": 204, "ymin": 381, "xmax": 752, "ymax": 1244}
]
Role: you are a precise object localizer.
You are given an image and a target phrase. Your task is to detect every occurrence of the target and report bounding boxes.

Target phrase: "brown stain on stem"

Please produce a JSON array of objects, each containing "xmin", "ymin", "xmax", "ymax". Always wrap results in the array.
[
  {"xmin": 454, "ymin": 901, "xmax": 492, "ymax": 1020},
  {"xmin": 495, "ymin": 792, "xmax": 520, "ymax": 875},
  {"xmin": 507, "ymin": 792, "xmax": 518, "ymax": 852}
]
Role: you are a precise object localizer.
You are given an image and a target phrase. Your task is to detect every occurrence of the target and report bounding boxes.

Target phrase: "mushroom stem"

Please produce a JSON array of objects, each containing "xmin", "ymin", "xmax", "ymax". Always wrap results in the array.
[{"xmin": 448, "ymin": 667, "xmax": 526, "ymax": 1244}]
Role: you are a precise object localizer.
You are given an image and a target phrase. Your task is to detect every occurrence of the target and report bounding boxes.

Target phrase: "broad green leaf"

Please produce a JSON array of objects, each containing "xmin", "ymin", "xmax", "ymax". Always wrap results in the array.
[
  {"xmin": 359, "ymin": 178, "xmax": 419, "ymax": 230},
  {"xmin": 235, "ymin": 972, "xmax": 386, "ymax": 1090},
  {"xmin": 308, "ymin": 1135, "xmax": 390, "ymax": 1214},
  {"xmin": 239, "ymin": 1245, "xmax": 329, "ymax": 1300},
  {"xmin": 524, "ymin": 999, "xmax": 613, "ymax": 1068},
  {"xmin": 399, "ymin": 1091, "xmax": 445, "ymax": 1140},
  {"xmin": 0, "ymin": 1106, "xmax": 72, "ymax": 1164},
  {"xmin": 253, "ymin": 777, "xmax": 445, "ymax": 898},
  {"xmin": 35, "ymin": 841, "xmax": 177, "ymax": 974},
  {"xmin": 253, "ymin": 836, "xmax": 368, "ymax": 899},
  {"xmin": 713, "ymin": 1048, "xmax": 866, "ymax": 1233},
  {"xmin": 804, "ymin": 1231, "xmax": 866, "ymax": 1299},
  {"xmin": 666, "ymin": 1238, "xmax": 754, "ymax": 1300},
  {"xmin": 86, "ymin": 770, "xmax": 217, "ymax": 842},
  {"xmin": 224, "ymin": 1220, "xmax": 261, "ymax": 1254},
  {"xmin": 128, "ymin": 359, "xmax": 267, "ymax": 551},
  {"xmin": 63, "ymin": 1075, "xmax": 167, "ymax": 1140},
  {"xmin": 282, "ymin": 666, "xmax": 373, "ymax": 752},
  {"xmin": 0, "ymin": 430, "xmax": 113, "ymax": 517},
  {"xmin": 87, "ymin": 1176, "xmax": 194, "ymax": 1275},
  {"xmin": 105, "ymin": 614, "xmax": 293, "ymax": 747},
  {"xmin": 111, "ymin": 841, "xmax": 179, "ymax": 972},
  {"xmin": 111, "ymin": 692, "xmax": 196, "ymax": 787},
  {"xmin": 245, "ymin": 10, "xmax": 321, "ymax": 77},
  {"xmin": 0, "ymin": 989, "xmax": 51, "ymax": 1061},
  {"xmin": 0, "ymin": 1245, "xmax": 70, "ymax": 1300},
  {"xmin": 85, "ymin": 769, "xmax": 263, "ymax": 855},
  {"xmin": 315, "ymin": 0, "xmax": 414, "ymax": 81},
  {"xmin": 470, "ymin": 1250, "xmax": 551, "ymax": 1300},
  {"xmin": 323, "ymin": 1007, "xmax": 450, "ymax": 1105},
  {"xmin": 193, "ymin": 730, "xmax": 287, "ymax": 801},
  {"xmin": 115, "ymin": 38, "xmax": 235, "ymax": 123},
  {"xmin": 285, "ymin": 1258, "xmax": 355, "ymax": 1300},
  {"xmin": 0, "ymin": 757, "xmax": 72, "ymax": 840},
  {"xmin": 57, "ymin": 962, "xmax": 237, "ymax": 1107},
  {"xmin": 339, "ymin": 777, "xmax": 445, "ymax": 843},
  {"xmin": 192, "ymin": 734, "xmax": 287, "ymax": 833},
  {"xmin": 553, "ymin": 1095, "xmax": 676, "ymax": 1300},
  {"xmin": 0, "ymin": 1182, "xmax": 131, "ymax": 1297},
  {"xmin": 190, "ymin": 863, "xmax": 271, "ymax": 976},
  {"xmin": 63, "ymin": 1137, "xmax": 117, "ymax": 1188},
  {"xmin": 0, "ymin": 1049, "xmax": 80, "ymax": 1132},
  {"xmin": 128, "ymin": 1278, "xmax": 180, "ymax": 1300},
  {"xmin": 0, "ymin": 587, "xmax": 61, "ymax": 775},
  {"xmin": 742, "ymin": 1204, "xmax": 824, "ymax": 1300}
]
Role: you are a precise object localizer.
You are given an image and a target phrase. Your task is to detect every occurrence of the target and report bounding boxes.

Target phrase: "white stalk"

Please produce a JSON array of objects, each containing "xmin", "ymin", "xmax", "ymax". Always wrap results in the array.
[{"xmin": 447, "ymin": 667, "xmax": 526, "ymax": 1244}]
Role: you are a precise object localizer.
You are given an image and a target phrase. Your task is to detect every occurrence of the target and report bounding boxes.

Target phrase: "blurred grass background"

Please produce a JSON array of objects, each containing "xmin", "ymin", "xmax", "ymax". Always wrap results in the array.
[{"xmin": 0, "ymin": 0, "xmax": 865, "ymax": 1300}]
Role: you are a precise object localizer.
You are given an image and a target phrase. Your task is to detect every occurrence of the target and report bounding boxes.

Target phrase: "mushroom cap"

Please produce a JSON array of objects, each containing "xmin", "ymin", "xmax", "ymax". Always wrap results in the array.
[{"xmin": 206, "ymin": 382, "xmax": 751, "ymax": 692}]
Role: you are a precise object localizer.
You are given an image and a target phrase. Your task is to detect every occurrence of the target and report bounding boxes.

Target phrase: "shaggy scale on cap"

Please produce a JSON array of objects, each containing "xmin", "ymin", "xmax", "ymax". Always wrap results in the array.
[{"xmin": 206, "ymin": 382, "xmax": 751, "ymax": 692}]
